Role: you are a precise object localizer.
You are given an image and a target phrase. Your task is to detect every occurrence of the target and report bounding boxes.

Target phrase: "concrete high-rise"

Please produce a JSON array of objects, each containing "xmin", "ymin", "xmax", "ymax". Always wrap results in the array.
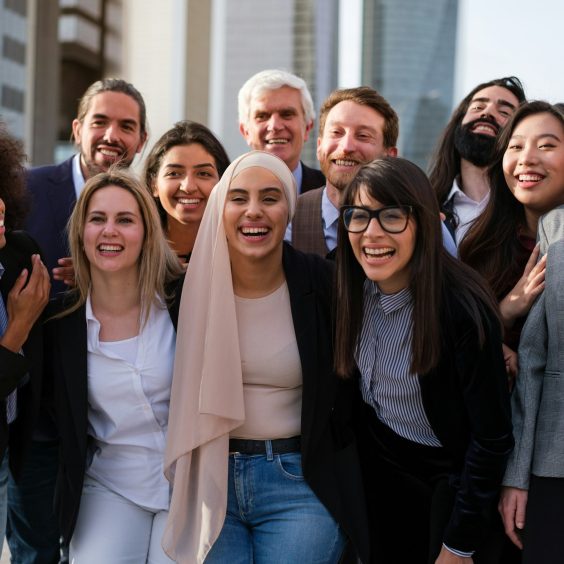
[{"xmin": 361, "ymin": 0, "xmax": 458, "ymax": 167}]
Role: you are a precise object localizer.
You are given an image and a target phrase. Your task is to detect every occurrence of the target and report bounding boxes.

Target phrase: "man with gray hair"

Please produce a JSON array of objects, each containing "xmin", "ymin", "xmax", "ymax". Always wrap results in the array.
[{"xmin": 238, "ymin": 69, "xmax": 325, "ymax": 194}]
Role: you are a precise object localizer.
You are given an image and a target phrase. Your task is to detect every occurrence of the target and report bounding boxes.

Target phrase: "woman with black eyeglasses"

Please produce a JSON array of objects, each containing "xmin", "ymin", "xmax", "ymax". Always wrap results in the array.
[{"xmin": 334, "ymin": 157, "xmax": 513, "ymax": 564}]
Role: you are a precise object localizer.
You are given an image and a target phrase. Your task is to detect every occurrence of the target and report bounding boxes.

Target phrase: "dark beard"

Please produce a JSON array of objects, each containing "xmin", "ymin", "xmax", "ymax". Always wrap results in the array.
[{"xmin": 454, "ymin": 120, "xmax": 498, "ymax": 167}]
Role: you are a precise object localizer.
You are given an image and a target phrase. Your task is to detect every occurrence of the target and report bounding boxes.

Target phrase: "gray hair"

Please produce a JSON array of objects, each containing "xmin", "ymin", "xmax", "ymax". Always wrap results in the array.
[{"xmin": 238, "ymin": 69, "xmax": 315, "ymax": 126}]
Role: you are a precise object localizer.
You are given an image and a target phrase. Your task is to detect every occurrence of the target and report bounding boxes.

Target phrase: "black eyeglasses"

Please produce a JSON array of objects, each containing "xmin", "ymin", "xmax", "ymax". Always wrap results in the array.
[{"xmin": 341, "ymin": 205, "xmax": 413, "ymax": 234}]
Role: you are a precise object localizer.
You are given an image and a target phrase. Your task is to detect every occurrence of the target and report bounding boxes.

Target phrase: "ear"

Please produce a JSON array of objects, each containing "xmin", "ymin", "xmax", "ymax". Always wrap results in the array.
[
  {"xmin": 136, "ymin": 131, "xmax": 148, "ymax": 154},
  {"xmin": 386, "ymin": 146, "xmax": 398, "ymax": 158},
  {"xmin": 72, "ymin": 119, "xmax": 82, "ymax": 145},
  {"xmin": 316, "ymin": 136, "xmax": 322, "ymax": 160},
  {"xmin": 303, "ymin": 119, "xmax": 314, "ymax": 142},
  {"xmin": 239, "ymin": 122, "xmax": 251, "ymax": 145}
]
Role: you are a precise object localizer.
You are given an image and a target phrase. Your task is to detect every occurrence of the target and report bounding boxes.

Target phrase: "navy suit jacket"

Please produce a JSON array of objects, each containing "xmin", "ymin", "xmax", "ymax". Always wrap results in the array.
[
  {"xmin": 25, "ymin": 157, "xmax": 76, "ymax": 296},
  {"xmin": 0, "ymin": 231, "xmax": 44, "ymax": 479},
  {"xmin": 300, "ymin": 161, "xmax": 325, "ymax": 194}
]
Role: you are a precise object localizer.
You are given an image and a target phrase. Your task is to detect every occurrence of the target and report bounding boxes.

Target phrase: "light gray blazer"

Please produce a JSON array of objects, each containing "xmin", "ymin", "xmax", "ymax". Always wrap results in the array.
[{"xmin": 503, "ymin": 205, "xmax": 564, "ymax": 489}]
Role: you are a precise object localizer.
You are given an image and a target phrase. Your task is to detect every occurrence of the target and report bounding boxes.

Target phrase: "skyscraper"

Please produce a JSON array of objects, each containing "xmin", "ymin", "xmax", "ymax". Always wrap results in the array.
[{"xmin": 362, "ymin": 0, "xmax": 458, "ymax": 167}]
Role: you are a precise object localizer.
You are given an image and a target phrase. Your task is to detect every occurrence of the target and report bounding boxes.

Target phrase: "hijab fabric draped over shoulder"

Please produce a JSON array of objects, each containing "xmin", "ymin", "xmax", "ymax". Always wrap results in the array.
[{"xmin": 162, "ymin": 151, "xmax": 297, "ymax": 563}]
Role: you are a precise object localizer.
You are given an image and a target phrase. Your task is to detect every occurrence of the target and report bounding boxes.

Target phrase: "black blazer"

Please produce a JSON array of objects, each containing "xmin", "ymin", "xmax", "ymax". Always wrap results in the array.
[
  {"xmin": 0, "ymin": 231, "xmax": 45, "ymax": 478},
  {"xmin": 419, "ymin": 288, "xmax": 513, "ymax": 553},
  {"xmin": 25, "ymin": 158, "xmax": 77, "ymax": 296},
  {"xmin": 283, "ymin": 243, "xmax": 369, "ymax": 563},
  {"xmin": 46, "ymin": 280, "xmax": 183, "ymax": 543},
  {"xmin": 300, "ymin": 162, "xmax": 325, "ymax": 194}
]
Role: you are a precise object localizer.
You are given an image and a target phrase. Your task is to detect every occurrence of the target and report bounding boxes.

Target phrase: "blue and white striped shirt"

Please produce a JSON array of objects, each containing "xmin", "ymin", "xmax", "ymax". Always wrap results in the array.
[{"xmin": 355, "ymin": 279, "xmax": 442, "ymax": 447}]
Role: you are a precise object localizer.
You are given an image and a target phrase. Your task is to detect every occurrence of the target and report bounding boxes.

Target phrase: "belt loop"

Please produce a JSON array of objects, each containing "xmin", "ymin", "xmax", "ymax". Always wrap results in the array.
[{"xmin": 265, "ymin": 439, "xmax": 273, "ymax": 461}]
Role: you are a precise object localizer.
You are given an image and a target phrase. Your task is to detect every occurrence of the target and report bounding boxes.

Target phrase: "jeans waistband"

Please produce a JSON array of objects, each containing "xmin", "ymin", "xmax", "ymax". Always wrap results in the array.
[{"xmin": 229, "ymin": 436, "xmax": 301, "ymax": 455}]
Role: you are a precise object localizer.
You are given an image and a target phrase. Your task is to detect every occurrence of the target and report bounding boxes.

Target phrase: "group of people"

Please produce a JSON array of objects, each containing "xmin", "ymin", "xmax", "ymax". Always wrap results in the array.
[{"xmin": 0, "ymin": 67, "xmax": 563, "ymax": 564}]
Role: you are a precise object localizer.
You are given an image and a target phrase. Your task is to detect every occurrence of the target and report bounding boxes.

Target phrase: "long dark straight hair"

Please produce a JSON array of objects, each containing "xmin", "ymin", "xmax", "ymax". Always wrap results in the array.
[
  {"xmin": 459, "ymin": 101, "xmax": 564, "ymax": 299},
  {"xmin": 334, "ymin": 157, "xmax": 499, "ymax": 377}
]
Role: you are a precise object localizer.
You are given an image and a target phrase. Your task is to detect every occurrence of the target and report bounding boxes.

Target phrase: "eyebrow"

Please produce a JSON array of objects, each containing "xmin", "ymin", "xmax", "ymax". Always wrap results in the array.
[
  {"xmin": 510, "ymin": 132, "xmax": 562, "ymax": 141},
  {"xmin": 472, "ymin": 97, "xmax": 517, "ymax": 111},
  {"xmin": 90, "ymin": 113, "xmax": 139, "ymax": 126},
  {"xmin": 164, "ymin": 162, "xmax": 216, "ymax": 170},
  {"xmin": 87, "ymin": 210, "xmax": 138, "ymax": 216},
  {"xmin": 228, "ymin": 186, "xmax": 283, "ymax": 194}
]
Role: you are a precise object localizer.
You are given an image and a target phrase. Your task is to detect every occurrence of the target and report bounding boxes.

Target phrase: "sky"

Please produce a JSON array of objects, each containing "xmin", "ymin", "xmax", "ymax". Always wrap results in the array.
[{"xmin": 339, "ymin": 0, "xmax": 563, "ymax": 106}]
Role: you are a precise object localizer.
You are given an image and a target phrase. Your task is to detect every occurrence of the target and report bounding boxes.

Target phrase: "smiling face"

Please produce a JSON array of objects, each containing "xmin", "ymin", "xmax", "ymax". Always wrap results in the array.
[
  {"xmin": 455, "ymin": 86, "xmax": 520, "ymax": 167},
  {"xmin": 317, "ymin": 100, "xmax": 397, "ymax": 193},
  {"xmin": 348, "ymin": 185, "xmax": 416, "ymax": 294},
  {"xmin": 83, "ymin": 185, "xmax": 145, "ymax": 278},
  {"xmin": 239, "ymin": 86, "xmax": 312, "ymax": 172},
  {"xmin": 223, "ymin": 166, "xmax": 288, "ymax": 265},
  {"xmin": 0, "ymin": 198, "xmax": 5, "ymax": 249},
  {"xmin": 153, "ymin": 143, "xmax": 219, "ymax": 227},
  {"xmin": 72, "ymin": 91, "xmax": 147, "ymax": 178},
  {"xmin": 502, "ymin": 112, "xmax": 564, "ymax": 218}
]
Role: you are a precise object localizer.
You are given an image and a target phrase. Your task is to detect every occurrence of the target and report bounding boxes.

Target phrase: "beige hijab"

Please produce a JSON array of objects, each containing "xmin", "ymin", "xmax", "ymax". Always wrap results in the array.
[{"xmin": 163, "ymin": 151, "xmax": 297, "ymax": 563}]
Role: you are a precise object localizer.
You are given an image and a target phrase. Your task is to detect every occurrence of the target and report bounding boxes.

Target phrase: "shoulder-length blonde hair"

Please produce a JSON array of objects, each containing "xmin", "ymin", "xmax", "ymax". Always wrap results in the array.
[{"xmin": 61, "ymin": 169, "xmax": 182, "ymax": 323}]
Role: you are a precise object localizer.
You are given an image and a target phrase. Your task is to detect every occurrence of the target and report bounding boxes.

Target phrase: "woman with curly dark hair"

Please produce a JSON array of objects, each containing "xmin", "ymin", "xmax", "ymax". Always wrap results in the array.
[{"xmin": 0, "ymin": 124, "xmax": 50, "ymax": 536}]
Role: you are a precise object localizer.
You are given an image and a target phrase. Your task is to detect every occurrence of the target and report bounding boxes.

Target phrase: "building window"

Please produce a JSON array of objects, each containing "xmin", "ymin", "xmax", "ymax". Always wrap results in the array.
[
  {"xmin": 1, "ymin": 85, "xmax": 24, "ymax": 112},
  {"xmin": 3, "ymin": 35, "xmax": 26, "ymax": 65},
  {"xmin": 5, "ymin": 0, "xmax": 27, "ymax": 17}
]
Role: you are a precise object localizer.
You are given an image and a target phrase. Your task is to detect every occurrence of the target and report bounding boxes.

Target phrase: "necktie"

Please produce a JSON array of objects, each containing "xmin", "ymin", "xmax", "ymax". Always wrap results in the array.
[{"xmin": 0, "ymin": 262, "xmax": 17, "ymax": 423}]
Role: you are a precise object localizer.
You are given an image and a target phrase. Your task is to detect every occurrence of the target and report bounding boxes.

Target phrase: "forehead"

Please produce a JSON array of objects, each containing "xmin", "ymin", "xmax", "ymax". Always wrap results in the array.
[
  {"xmin": 323, "ymin": 100, "xmax": 386, "ymax": 134},
  {"xmin": 230, "ymin": 166, "xmax": 284, "ymax": 187},
  {"xmin": 468, "ymin": 85, "xmax": 519, "ymax": 109},
  {"xmin": 161, "ymin": 143, "xmax": 215, "ymax": 165},
  {"xmin": 85, "ymin": 91, "xmax": 141, "ymax": 122},
  {"xmin": 511, "ymin": 112, "xmax": 564, "ymax": 137},
  {"xmin": 87, "ymin": 185, "xmax": 140, "ymax": 210},
  {"xmin": 250, "ymin": 86, "xmax": 304, "ymax": 113}
]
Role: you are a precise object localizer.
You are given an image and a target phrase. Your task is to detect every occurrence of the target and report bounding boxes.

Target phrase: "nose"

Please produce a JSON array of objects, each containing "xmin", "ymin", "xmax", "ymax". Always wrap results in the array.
[
  {"xmin": 364, "ymin": 216, "xmax": 385, "ymax": 237},
  {"xmin": 102, "ymin": 220, "xmax": 118, "ymax": 236},
  {"xmin": 518, "ymin": 144, "xmax": 539, "ymax": 166},
  {"xmin": 338, "ymin": 131, "xmax": 356, "ymax": 154},
  {"xmin": 178, "ymin": 175, "xmax": 195, "ymax": 193},
  {"xmin": 103, "ymin": 124, "xmax": 117, "ymax": 144},
  {"xmin": 245, "ymin": 197, "xmax": 263, "ymax": 218},
  {"xmin": 267, "ymin": 113, "xmax": 283, "ymax": 132}
]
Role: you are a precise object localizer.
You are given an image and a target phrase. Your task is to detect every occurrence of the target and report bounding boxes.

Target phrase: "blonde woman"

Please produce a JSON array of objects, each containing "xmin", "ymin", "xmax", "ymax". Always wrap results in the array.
[{"xmin": 45, "ymin": 170, "xmax": 182, "ymax": 562}]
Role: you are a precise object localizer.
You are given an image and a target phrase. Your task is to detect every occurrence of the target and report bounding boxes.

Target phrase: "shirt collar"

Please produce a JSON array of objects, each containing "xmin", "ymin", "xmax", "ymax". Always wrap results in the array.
[
  {"xmin": 72, "ymin": 153, "xmax": 86, "ymax": 198},
  {"xmin": 292, "ymin": 162, "xmax": 303, "ymax": 192},
  {"xmin": 321, "ymin": 186, "xmax": 340, "ymax": 228},
  {"xmin": 364, "ymin": 279, "xmax": 412, "ymax": 314},
  {"xmin": 444, "ymin": 177, "xmax": 463, "ymax": 204},
  {"xmin": 0, "ymin": 261, "xmax": 4, "ymax": 280}
]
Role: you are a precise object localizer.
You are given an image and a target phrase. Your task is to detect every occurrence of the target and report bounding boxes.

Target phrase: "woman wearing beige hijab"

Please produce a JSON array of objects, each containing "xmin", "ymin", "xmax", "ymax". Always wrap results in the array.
[{"xmin": 163, "ymin": 151, "xmax": 369, "ymax": 563}]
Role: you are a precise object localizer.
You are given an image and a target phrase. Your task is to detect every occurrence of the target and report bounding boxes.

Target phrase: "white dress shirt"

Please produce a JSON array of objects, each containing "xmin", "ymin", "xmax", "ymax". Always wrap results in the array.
[{"xmin": 85, "ymin": 295, "xmax": 175, "ymax": 511}]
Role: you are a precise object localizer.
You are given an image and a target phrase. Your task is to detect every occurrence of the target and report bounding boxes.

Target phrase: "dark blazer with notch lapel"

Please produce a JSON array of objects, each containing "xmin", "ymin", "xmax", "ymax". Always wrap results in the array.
[
  {"xmin": 26, "ymin": 157, "xmax": 77, "ymax": 296},
  {"xmin": 283, "ymin": 242, "xmax": 369, "ymax": 563},
  {"xmin": 46, "ymin": 279, "xmax": 184, "ymax": 544},
  {"xmin": 0, "ymin": 231, "xmax": 44, "ymax": 479},
  {"xmin": 300, "ymin": 162, "xmax": 325, "ymax": 194}
]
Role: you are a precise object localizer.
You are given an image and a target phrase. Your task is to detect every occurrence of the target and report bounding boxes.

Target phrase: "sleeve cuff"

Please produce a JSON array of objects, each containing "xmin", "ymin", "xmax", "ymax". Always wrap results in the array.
[{"xmin": 443, "ymin": 543, "xmax": 474, "ymax": 558}]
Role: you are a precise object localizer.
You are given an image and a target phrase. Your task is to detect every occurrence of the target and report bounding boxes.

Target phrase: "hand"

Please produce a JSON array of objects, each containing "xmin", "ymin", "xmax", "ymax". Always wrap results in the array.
[
  {"xmin": 52, "ymin": 256, "xmax": 75, "ymax": 287},
  {"xmin": 435, "ymin": 545, "xmax": 473, "ymax": 563},
  {"xmin": 1, "ymin": 255, "xmax": 50, "ymax": 352},
  {"xmin": 498, "ymin": 486, "xmax": 527, "ymax": 549},
  {"xmin": 500, "ymin": 244, "xmax": 546, "ymax": 328},
  {"xmin": 502, "ymin": 344, "xmax": 518, "ymax": 389}
]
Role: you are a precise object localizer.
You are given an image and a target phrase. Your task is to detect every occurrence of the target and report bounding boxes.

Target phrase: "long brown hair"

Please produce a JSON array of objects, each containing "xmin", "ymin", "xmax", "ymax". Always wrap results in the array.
[
  {"xmin": 459, "ymin": 101, "xmax": 564, "ymax": 299},
  {"xmin": 334, "ymin": 157, "xmax": 499, "ymax": 377}
]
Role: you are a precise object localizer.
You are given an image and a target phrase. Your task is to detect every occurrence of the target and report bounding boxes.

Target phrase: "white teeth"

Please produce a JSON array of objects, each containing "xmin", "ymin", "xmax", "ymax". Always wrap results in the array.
[
  {"xmin": 178, "ymin": 198, "xmax": 200, "ymax": 205},
  {"xmin": 241, "ymin": 227, "xmax": 268, "ymax": 235},
  {"xmin": 99, "ymin": 244, "xmax": 122, "ymax": 252},
  {"xmin": 267, "ymin": 139, "xmax": 289, "ymax": 145},
  {"xmin": 364, "ymin": 247, "xmax": 394, "ymax": 257},
  {"xmin": 99, "ymin": 149, "xmax": 120, "ymax": 157},
  {"xmin": 334, "ymin": 159, "xmax": 357, "ymax": 166},
  {"xmin": 519, "ymin": 174, "xmax": 543, "ymax": 182},
  {"xmin": 0, "ymin": 219, "xmax": 4, "ymax": 227},
  {"xmin": 474, "ymin": 125, "xmax": 496, "ymax": 134}
]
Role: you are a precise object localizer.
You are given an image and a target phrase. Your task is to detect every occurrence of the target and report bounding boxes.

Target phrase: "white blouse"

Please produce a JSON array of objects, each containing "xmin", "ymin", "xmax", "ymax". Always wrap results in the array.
[{"xmin": 85, "ymin": 295, "xmax": 175, "ymax": 511}]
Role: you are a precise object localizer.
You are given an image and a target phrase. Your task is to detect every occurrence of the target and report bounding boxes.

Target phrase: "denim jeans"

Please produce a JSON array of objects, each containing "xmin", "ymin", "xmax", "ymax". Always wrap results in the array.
[
  {"xmin": 6, "ymin": 439, "xmax": 61, "ymax": 564},
  {"xmin": 0, "ymin": 450, "xmax": 9, "ymax": 536},
  {"xmin": 206, "ymin": 448, "xmax": 345, "ymax": 564}
]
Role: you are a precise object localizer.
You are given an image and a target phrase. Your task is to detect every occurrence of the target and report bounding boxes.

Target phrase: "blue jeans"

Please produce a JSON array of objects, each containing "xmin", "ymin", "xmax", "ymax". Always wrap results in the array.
[
  {"xmin": 0, "ymin": 450, "xmax": 9, "ymax": 536},
  {"xmin": 6, "ymin": 439, "xmax": 61, "ymax": 564},
  {"xmin": 206, "ymin": 449, "xmax": 345, "ymax": 564}
]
